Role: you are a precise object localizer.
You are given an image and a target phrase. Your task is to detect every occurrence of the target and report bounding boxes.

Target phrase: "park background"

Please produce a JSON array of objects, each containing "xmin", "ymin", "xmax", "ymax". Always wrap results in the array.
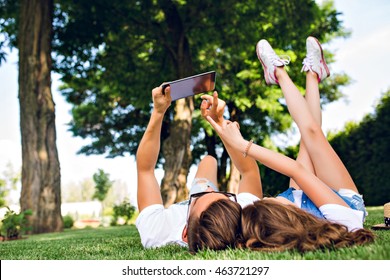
[
  {"xmin": 0, "ymin": 2, "xmax": 389, "ymax": 275},
  {"xmin": 1, "ymin": 0, "xmax": 390, "ymax": 225}
]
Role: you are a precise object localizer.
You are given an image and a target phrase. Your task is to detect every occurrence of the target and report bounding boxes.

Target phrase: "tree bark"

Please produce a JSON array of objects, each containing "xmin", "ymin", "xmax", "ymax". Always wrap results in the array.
[
  {"xmin": 18, "ymin": 0, "xmax": 63, "ymax": 233},
  {"xmin": 159, "ymin": 2, "xmax": 194, "ymax": 207},
  {"xmin": 161, "ymin": 97, "xmax": 193, "ymax": 206},
  {"xmin": 227, "ymin": 163, "xmax": 240, "ymax": 194}
]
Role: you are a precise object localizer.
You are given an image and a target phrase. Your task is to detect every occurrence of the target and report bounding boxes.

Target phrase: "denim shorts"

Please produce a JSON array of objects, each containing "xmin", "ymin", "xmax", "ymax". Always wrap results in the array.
[
  {"xmin": 277, "ymin": 187, "xmax": 368, "ymax": 220},
  {"xmin": 189, "ymin": 178, "xmax": 218, "ymax": 196},
  {"xmin": 337, "ymin": 188, "xmax": 368, "ymax": 218}
]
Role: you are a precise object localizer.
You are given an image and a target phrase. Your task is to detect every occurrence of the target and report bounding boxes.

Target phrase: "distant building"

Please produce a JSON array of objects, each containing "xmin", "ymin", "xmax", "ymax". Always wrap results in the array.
[{"xmin": 61, "ymin": 201, "xmax": 102, "ymax": 220}]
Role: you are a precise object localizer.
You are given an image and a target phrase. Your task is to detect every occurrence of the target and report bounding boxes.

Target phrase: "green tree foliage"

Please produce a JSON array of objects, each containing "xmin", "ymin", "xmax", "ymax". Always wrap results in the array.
[
  {"xmin": 260, "ymin": 145, "xmax": 299, "ymax": 196},
  {"xmin": 0, "ymin": 0, "xmax": 18, "ymax": 66},
  {"xmin": 92, "ymin": 169, "xmax": 113, "ymax": 203},
  {"xmin": 111, "ymin": 199, "xmax": 136, "ymax": 226},
  {"xmin": 0, "ymin": 162, "xmax": 20, "ymax": 207},
  {"xmin": 0, "ymin": 179, "xmax": 6, "ymax": 207},
  {"xmin": 1, "ymin": 0, "xmax": 350, "ymax": 194},
  {"xmin": 51, "ymin": 0, "xmax": 349, "ymax": 189},
  {"xmin": 329, "ymin": 90, "xmax": 390, "ymax": 206},
  {"xmin": 52, "ymin": 0, "xmax": 346, "ymax": 154}
]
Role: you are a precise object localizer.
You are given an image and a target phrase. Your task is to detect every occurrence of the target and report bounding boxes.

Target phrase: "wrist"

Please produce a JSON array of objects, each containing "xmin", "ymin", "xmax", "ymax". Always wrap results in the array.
[
  {"xmin": 151, "ymin": 109, "xmax": 166, "ymax": 118},
  {"xmin": 243, "ymin": 140, "xmax": 254, "ymax": 158}
]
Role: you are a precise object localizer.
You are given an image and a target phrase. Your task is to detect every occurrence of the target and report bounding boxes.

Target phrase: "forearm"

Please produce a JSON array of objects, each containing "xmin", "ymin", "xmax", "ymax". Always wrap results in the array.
[
  {"xmin": 136, "ymin": 110, "xmax": 165, "ymax": 172},
  {"xmin": 234, "ymin": 138, "xmax": 296, "ymax": 179},
  {"xmin": 246, "ymin": 141, "xmax": 347, "ymax": 206},
  {"xmin": 220, "ymin": 136, "xmax": 259, "ymax": 176},
  {"xmin": 218, "ymin": 133, "xmax": 262, "ymax": 197}
]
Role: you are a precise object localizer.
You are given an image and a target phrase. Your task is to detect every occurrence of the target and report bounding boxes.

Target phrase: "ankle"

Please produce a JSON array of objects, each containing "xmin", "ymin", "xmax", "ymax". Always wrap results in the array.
[
  {"xmin": 275, "ymin": 66, "xmax": 286, "ymax": 80},
  {"xmin": 306, "ymin": 71, "xmax": 319, "ymax": 84}
]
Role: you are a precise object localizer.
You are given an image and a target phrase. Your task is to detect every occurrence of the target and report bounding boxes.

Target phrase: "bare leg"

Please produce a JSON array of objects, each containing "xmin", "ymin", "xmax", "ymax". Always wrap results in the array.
[
  {"xmin": 289, "ymin": 141, "xmax": 314, "ymax": 190},
  {"xmin": 276, "ymin": 67, "xmax": 358, "ymax": 193},
  {"xmin": 193, "ymin": 155, "xmax": 218, "ymax": 188},
  {"xmin": 289, "ymin": 71, "xmax": 320, "ymax": 189}
]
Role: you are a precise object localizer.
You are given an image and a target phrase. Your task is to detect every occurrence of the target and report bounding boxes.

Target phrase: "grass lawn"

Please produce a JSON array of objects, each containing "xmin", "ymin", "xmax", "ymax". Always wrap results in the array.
[{"xmin": 1, "ymin": 206, "xmax": 389, "ymax": 260}]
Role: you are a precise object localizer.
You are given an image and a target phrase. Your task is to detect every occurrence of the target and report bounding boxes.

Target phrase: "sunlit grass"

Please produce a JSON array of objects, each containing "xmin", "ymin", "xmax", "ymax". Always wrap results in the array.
[{"xmin": 0, "ymin": 207, "xmax": 389, "ymax": 260}]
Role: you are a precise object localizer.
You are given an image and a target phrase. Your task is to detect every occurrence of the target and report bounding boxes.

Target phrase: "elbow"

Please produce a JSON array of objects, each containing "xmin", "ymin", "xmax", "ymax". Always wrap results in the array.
[
  {"xmin": 136, "ymin": 152, "xmax": 150, "ymax": 172},
  {"xmin": 289, "ymin": 161, "xmax": 307, "ymax": 181}
]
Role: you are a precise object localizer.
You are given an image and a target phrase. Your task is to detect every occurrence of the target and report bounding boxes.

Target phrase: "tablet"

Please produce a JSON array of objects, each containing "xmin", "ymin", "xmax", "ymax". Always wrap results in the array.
[{"xmin": 161, "ymin": 71, "xmax": 216, "ymax": 101}]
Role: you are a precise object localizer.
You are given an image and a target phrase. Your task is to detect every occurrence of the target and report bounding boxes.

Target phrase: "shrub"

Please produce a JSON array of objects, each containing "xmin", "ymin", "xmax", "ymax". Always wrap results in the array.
[
  {"xmin": 62, "ymin": 215, "xmax": 74, "ymax": 229},
  {"xmin": 111, "ymin": 200, "xmax": 136, "ymax": 226},
  {"xmin": 0, "ymin": 207, "xmax": 32, "ymax": 239}
]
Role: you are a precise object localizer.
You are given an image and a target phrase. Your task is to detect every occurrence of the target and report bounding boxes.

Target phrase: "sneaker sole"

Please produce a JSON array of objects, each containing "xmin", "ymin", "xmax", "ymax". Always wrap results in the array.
[
  {"xmin": 309, "ymin": 36, "xmax": 330, "ymax": 79},
  {"xmin": 256, "ymin": 40, "xmax": 271, "ymax": 85}
]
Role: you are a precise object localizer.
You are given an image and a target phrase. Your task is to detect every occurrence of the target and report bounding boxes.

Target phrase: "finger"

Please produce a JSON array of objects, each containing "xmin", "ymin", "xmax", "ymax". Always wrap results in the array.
[
  {"xmin": 233, "ymin": 121, "xmax": 240, "ymax": 130},
  {"xmin": 162, "ymin": 85, "xmax": 170, "ymax": 95},
  {"xmin": 206, "ymin": 115, "xmax": 221, "ymax": 133},
  {"xmin": 200, "ymin": 94, "xmax": 213, "ymax": 103},
  {"xmin": 152, "ymin": 87, "xmax": 161, "ymax": 97},
  {"xmin": 200, "ymin": 99, "xmax": 209, "ymax": 117},
  {"xmin": 165, "ymin": 89, "xmax": 172, "ymax": 102},
  {"xmin": 212, "ymin": 91, "xmax": 218, "ymax": 105}
]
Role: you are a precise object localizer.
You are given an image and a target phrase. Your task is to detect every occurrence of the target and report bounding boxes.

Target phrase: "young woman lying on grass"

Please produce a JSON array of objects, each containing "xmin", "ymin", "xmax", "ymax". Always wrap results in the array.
[{"xmin": 203, "ymin": 37, "xmax": 375, "ymax": 252}]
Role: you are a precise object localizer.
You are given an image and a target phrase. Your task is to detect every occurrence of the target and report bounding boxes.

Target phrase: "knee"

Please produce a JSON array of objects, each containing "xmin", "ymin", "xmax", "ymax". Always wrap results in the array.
[
  {"xmin": 305, "ymin": 122, "xmax": 324, "ymax": 139},
  {"xmin": 202, "ymin": 155, "xmax": 218, "ymax": 165}
]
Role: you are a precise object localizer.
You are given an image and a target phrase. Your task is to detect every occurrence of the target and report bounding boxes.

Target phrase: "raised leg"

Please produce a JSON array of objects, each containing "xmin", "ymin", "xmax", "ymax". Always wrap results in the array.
[
  {"xmin": 289, "ymin": 71, "xmax": 321, "ymax": 190},
  {"xmin": 277, "ymin": 67, "xmax": 358, "ymax": 193}
]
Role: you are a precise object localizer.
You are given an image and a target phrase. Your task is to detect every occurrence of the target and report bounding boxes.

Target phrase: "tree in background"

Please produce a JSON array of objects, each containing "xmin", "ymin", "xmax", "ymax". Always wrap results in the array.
[
  {"xmin": 61, "ymin": 178, "xmax": 95, "ymax": 203},
  {"xmin": 0, "ymin": 179, "xmax": 6, "ymax": 207},
  {"xmin": 52, "ymin": 0, "xmax": 348, "ymax": 206},
  {"xmin": 329, "ymin": 90, "xmax": 390, "ymax": 206},
  {"xmin": 103, "ymin": 180, "xmax": 131, "ymax": 208},
  {"xmin": 1, "ymin": 0, "xmax": 349, "ymax": 208},
  {"xmin": 0, "ymin": 0, "xmax": 63, "ymax": 233},
  {"xmin": 92, "ymin": 169, "xmax": 113, "ymax": 216},
  {"xmin": 0, "ymin": 162, "xmax": 21, "ymax": 206}
]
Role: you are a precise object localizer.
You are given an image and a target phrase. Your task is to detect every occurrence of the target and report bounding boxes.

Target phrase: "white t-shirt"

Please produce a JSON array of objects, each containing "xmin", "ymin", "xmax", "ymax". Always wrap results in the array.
[{"xmin": 135, "ymin": 192, "xmax": 259, "ymax": 248}]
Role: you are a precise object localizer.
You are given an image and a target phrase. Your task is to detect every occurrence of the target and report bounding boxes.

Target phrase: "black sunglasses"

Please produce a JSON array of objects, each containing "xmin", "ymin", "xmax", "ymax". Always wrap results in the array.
[{"xmin": 186, "ymin": 191, "xmax": 237, "ymax": 224}]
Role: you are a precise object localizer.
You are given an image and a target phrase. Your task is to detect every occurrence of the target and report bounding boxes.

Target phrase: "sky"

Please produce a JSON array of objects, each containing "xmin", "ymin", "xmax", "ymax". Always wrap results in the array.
[{"xmin": 1, "ymin": 0, "xmax": 390, "ymax": 207}]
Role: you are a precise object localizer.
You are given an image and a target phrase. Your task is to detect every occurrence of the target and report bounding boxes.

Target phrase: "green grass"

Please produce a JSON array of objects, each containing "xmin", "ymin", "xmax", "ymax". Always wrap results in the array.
[{"xmin": 1, "ymin": 207, "xmax": 389, "ymax": 260}]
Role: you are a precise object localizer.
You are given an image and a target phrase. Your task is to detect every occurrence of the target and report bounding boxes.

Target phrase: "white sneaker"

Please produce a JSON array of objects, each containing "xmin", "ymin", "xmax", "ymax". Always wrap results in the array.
[
  {"xmin": 256, "ymin": 39, "xmax": 290, "ymax": 85},
  {"xmin": 301, "ymin": 36, "xmax": 330, "ymax": 82}
]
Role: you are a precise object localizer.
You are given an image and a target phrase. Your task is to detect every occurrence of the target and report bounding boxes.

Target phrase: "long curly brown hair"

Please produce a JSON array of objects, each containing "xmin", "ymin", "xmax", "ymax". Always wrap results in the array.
[{"xmin": 239, "ymin": 199, "xmax": 375, "ymax": 253}]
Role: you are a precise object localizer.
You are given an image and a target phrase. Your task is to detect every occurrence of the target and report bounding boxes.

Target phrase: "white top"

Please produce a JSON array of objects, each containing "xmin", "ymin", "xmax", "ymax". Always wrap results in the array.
[
  {"xmin": 319, "ymin": 204, "xmax": 364, "ymax": 232},
  {"xmin": 135, "ymin": 192, "xmax": 259, "ymax": 248},
  {"xmin": 292, "ymin": 189, "xmax": 364, "ymax": 231}
]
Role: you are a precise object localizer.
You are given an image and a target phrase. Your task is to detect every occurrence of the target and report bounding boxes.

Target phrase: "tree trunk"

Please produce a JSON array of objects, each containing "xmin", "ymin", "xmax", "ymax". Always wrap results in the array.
[
  {"xmin": 218, "ymin": 146, "xmax": 229, "ymax": 192},
  {"xmin": 227, "ymin": 163, "xmax": 240, "ymax": 194},
  {"xmin": 18, "ymin": 0, "xmax": 63, "ymax": 233},
  {"xmin": 161, "ymin": 97, "xmax": 193, "ymax": 206},
  {"xmin": 160, "ymin": 2, "xmax": 194, "ymax": 207}
]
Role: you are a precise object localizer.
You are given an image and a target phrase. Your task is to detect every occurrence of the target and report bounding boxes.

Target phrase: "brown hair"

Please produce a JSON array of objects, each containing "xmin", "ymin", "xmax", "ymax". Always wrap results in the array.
[
  {"xmin": 240, "ymin": 199, "xmax": 375, "ymax": 253},
  {"xmin": 187, "ymin": 199, "xmax": 242, "ymax": 253}
]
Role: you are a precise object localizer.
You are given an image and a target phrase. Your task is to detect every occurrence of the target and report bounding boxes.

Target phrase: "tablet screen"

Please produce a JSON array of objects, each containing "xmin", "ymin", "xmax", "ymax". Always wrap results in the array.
[{"xmin": 163, "ymin": 71, "xmax": 216, "ymax": 101}]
